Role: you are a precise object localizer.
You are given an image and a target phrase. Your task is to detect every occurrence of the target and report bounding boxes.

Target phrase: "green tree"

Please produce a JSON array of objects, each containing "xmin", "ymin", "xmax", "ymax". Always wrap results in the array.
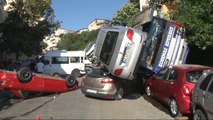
[
  {"xmin": 57, "ymin": 30, "xmax": 99, "ymax": 51},
  {"xmin": 113, "ymin": 2, "xmax": 140, "ymax": 26},
  {"xmin": 170, "ymin": 0, "xmax": 213, "ymax": 50},
  {"xmin": 0, "ymin": 0, "xmax": 58, "ymax": 59}
]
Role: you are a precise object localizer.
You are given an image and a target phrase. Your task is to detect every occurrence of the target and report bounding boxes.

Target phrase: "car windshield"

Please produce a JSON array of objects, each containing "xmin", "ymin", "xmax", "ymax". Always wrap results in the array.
[
  {"xmin": 88, "ymin": 68, "xmax": 108, "ymax": 78},
  {"xmin": 186, "ymin": 70, "xmax": 204, "ymax": 83}
]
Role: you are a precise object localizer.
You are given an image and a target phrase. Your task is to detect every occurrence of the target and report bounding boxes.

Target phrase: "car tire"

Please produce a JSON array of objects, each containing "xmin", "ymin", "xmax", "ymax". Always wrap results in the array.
[
  {"xmin": 65, "ymin": 75, "xmax": 77, "ymax": 88},
  {"xmin": 17, "ymin": 67, "xmax": 33, "ymax": 83},
  {"xmin": 193, "ymin": 109, "xmax": 207, "ymax": 120},
  {"xmin": 169, "ymin": 98, "xmax": 182, "ymax": 117},
  {"xmin": 145, "ymin": 86, "xmax": 152, "ymax": 97},
  {"xmin": 115, "ymin": 87, "xmax": 124, "ymax": 100},
  {"xmin": 71, "ymin": 69, "xmax": 80, "ymax": 78}
]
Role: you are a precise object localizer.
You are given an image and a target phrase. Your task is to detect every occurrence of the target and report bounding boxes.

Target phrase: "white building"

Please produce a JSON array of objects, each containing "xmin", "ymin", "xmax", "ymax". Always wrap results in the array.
[
  {"xmin": 139, "ymin": 0, "xmax": 149, "ymax": 11},
  {"xmin": 43, "ymin": 28, "xmax": 73, "ymax": 52},
  {"xmin": 88, "ymin": 19, "xmax": 110, "ymax": 31}
]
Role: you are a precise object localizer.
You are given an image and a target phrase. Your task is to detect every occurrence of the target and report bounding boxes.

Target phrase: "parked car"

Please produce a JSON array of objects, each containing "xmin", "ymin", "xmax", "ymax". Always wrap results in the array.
[
  {"xmin": 94, "ymin": 26, "xmax": 147, "ymax": 80},
  {"xmin": 145, "ymin": 64, "xmax": 213, "ymax": 117},
  {"xmin": 81, "ymin": 67, "xmax": 124, "ymax": 100},
  {"xmin": 0, "ymin": 67, "xmax": 78, "ymax": 99},
  {"xmin": 192, "ymin": 69, "xmax": 213, "ymax": 120}
]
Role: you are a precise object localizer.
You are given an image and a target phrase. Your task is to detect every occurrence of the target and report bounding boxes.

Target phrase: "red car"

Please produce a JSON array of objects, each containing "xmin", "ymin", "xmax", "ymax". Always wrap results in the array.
[
  {"xmin": 0, "ymin": 67, "xmax": 78, "ymax": 99},
  {"xmin": 145, "ymin": 64, "xmax": 213, "ymax": 117}
]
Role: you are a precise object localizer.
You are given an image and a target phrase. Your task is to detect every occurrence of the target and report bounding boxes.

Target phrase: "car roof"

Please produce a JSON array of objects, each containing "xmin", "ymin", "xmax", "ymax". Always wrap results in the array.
[
  {"xmin": 102, "ymin": 26, "xmax": 143, "ymax": 34},
  {"xmin": 171, "ymin": 64, "xmax": 213, "ymax": 71}
]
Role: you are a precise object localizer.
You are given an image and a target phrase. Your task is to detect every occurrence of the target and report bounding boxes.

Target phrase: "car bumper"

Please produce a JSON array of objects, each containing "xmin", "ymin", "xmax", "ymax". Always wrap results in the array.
[
  {"xmin": 81, "ymin": 87, "xmax": 117, "ymax": 100},
  {"xmin": 177, "ymin": 96, "xmax": 191, "ymax": 114}
]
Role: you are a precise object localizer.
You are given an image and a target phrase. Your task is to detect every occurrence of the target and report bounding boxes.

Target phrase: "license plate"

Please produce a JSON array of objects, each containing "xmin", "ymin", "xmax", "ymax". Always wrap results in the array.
[{"xmin": 86, "ymin": 89, "xmax": 97, "ymax": 94}]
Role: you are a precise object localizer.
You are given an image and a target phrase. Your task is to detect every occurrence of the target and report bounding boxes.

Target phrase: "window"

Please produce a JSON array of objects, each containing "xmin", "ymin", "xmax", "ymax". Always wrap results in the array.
[
  {"xmin": 199, "ymin": 73, "xmax": 213, "ymax": 91},
  {"xmin": 167, "ymin": 69, "xmax": 178, "ymax": 80},
  {"xmin": 70, "ymin": 57, "xmax": 80, "ymax": 63},
  {"xmin": 156, "ymin": 68, "xmax": 168, "ymax": 80},
  {"xmin": 100, "ymin": 31, "xmax": 118, "ymax": 65},
  {"xmin": 81, "ymin": 57, "xmax": 84, "ymax": 63},
  {"xmin": 186, "ymin": 70, "xmax": 204, "ymax": 83},
  {"xmin": 208, "ymin": 80, "xmax": 213, "ymax": 94},
  {"xmin": 43, "ymin": 56, "xmax": 50, "ymax": 65},
  {"xmin": 38, "ymin": 56, "xmax": 50, "ymax": 65},
  {"xmin": 52, "ymin": 57, "xmax": 69, "ymax": 64},
  {"xmin": 88, "ymin": 68, "xmax": 108, "ymax": 78}
]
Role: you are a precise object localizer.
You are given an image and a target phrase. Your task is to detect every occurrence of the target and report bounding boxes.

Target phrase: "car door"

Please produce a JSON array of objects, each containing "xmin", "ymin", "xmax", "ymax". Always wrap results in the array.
[
  {"xmin": 160, "ymin": 68, "xmax": 178, "ymax": 103},
  {"xmin": 204, "ymin": 76, "xmax": 213, "ymax": 117},
  {"xmin": 43, "ymin": 56, "xmax": 52, "ymax": 75},
  {"xmin": 152, "ymin": 67, "xmax": 168, "ymax": 99}
]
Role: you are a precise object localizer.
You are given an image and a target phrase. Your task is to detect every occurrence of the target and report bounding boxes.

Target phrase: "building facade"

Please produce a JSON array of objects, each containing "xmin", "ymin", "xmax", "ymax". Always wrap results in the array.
[
  {"xmin": 88, "ymin": 19, "xmax": 110, "ymax": 31},
  {"xmin": 43, "ymin": 28, "xmax": 73, "ymax": 52}
]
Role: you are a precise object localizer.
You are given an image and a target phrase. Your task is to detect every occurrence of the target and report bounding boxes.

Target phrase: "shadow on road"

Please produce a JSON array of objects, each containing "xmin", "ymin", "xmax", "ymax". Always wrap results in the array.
[
  {"xmin": 124, "ymin": 92, "xmax": 142, "ymax": 100},
  {"xmin": 143, "ymin": 94, "xmax": 171, "ymax": 116},
  {"xmin": 143, "ymin": 95, "xmax": 193, "ymax": 120},
  {"xmin": 83, "ymin": 91, "xmax": 143, "ymax": 101},
  {"xmin": 0, "ymin": 90, "xmax": 17, "ymax": 111}
]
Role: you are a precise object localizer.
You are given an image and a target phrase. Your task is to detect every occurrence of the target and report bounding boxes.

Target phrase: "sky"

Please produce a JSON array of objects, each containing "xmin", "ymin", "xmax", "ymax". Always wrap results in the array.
[{"xmin": 51, "ymin": 0, "xmax": 128, "ymax": 31}]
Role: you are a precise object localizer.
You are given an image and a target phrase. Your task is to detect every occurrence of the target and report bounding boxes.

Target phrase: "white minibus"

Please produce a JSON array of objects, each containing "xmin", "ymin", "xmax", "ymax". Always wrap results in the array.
[{"xmin": 41, "ymin": 50, "xmax": 88, "ymax": 77}]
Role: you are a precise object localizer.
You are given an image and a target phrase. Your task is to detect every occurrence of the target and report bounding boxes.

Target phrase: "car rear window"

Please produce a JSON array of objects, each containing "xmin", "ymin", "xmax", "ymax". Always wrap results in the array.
[
  {"xmin": 88, "ymin": 68, "xmax": 107, "ymax": 78},
  {"xmin": 100, "ymin": 31, "xmax": 118, "ymax": 65},
  {"xmin": 186, "ymin": 70, "xmax": 204, "ymax": 83}
]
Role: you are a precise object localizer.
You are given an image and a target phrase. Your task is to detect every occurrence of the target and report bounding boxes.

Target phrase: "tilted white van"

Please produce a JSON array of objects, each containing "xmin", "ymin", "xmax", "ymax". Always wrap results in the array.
[{"xmin": 140, "ymin": 17, "xmax": 189, "ymax": 73}]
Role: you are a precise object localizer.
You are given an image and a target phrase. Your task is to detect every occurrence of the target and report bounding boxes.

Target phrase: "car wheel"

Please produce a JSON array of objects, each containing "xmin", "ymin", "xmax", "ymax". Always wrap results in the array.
[
  {"xmin": 115, "ymin": 87, "xmax": 124, "ymax": 100},
  {"xmin": 169, "ymin": 98, "xmax": 182, "ymax": 117},
  {"xmin": 71, "ymin": 69, "xmax": 80, "ymax": 78},
  {"xmin": 194, "ymin": 109, "xmax": 207, "ymax": 120},
  {"xmin": 17, "ymin": 67, "xmax": 33, "ymax": 83},
  {"xmin": 66, "ymin": 75, "xmax": 77, "ymax": 88},
  {"xmin": 145, "ymin": 86, "xmax": 151, "ymax": 97}
]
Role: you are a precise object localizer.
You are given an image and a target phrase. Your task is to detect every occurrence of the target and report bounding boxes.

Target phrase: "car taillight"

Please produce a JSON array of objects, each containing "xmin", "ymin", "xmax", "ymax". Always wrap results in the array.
[
  {"xmin": 127, "ymin": 29, "xmax": 134, "ymax": 41},
  {"xmin": 82, "ymin": 76, "xmax": 87, "ymax": 81},
  {"xmin": 182, "ymin": 84, "xmax": 191, "ymax": 96},
  {"xmin": 114, "ymin": 68, "xmax": 123, "ymax": 76},
  {"xmin": 101, "ymin": 79, "xmax": 113, "ymax": 84}
]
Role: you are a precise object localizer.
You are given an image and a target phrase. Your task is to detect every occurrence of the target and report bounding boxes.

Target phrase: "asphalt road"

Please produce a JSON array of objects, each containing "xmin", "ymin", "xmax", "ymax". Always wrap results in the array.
[{"xmin": 0, "ymin": 87, "xmax": 175, "ymax": 120}]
